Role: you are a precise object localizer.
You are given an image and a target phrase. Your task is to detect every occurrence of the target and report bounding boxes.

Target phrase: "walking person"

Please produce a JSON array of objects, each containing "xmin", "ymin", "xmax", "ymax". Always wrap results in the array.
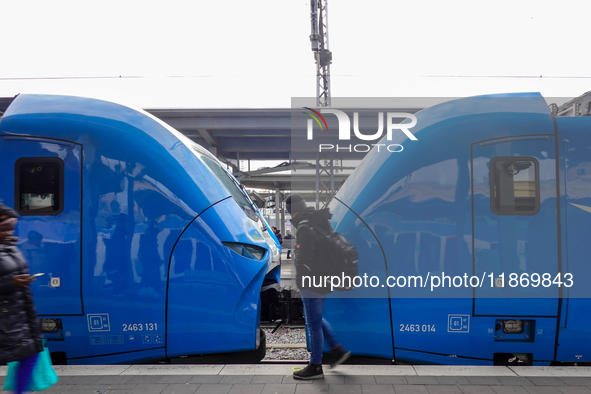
[
  {"xmin": 285, "ymin": 194, "xmax": 351, "ymax": 380},
  {"xmin": 284, "ymin": 230, "xmax": 293, "ymax": 259},
  {"xmin": 0, "ymin": 203, "xmax": 44, "ymax": 394},
  {"xmin": 271, "ymin": 226, "xmax": 283, "ymax": 246}
]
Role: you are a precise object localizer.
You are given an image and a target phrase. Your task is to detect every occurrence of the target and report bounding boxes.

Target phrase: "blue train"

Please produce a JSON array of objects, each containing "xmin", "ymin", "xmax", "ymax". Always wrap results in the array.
[
  {"xmin": 0, "ymin": 94, "xmax": 280, "ymax": 364},
  {"xmin": 325, "ymin": 93, "xmax": 591, "ymax": 365}
]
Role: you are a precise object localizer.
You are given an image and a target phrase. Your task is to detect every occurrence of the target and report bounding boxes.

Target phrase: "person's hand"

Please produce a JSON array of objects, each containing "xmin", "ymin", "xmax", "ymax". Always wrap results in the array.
[
  {"xmin": 0, "ymin": 218, "xmax": 17, "ymax": 244},
  {"xmin": 13, "ymin": 274, "xmax": 35, "ymax": 288}
]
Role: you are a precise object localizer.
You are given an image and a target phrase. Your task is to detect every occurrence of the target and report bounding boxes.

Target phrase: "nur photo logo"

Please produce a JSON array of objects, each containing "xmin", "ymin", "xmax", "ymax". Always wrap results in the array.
[{"xmin": 302, "ymin": 108, "xmax": 418, "ymax": 153}]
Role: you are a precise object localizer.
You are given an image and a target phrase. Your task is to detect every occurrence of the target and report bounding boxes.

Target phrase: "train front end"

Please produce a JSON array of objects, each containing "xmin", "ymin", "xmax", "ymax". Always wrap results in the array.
[
  {"xmin": 325, "ymin": 94, "xmax": 562, "ymax": 365},
  {"xmin": 165, "ymin": 196, "xmax": 271, "ymax": 359},
  {"xmin": 0, "ymin": 94, "xmax": 271, "ymax": 364},
  {"xmin": 164, "ymin": 142, "xmax": 273, "ymax": 359}
]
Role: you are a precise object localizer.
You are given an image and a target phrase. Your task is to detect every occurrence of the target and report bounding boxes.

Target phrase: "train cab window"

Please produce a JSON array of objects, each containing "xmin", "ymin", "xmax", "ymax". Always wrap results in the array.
[
  {"xmin": 490, "ymin": 157, "xmax": 539, "ymax": 215},
  {"xmin": 15, "ymin": 158, "xmax": 64, "ymax": 215},
  {"xmin": 195, "ymin": 151, "xmax": 259, "ymax": 221}
]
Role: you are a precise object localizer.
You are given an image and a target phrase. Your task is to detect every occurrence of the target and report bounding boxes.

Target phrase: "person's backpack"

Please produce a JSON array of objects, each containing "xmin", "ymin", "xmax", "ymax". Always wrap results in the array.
[{"xmin": 299, "ymin": 220, "xmax": 359, "ymax": 291}]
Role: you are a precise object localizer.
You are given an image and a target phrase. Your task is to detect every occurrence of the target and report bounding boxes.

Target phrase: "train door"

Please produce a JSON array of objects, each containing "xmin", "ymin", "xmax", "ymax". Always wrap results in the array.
[
  {"xmin": 471, "ymin": 136, "xmax": 559, "ymax": 317},
  {"xmin": 0, "ymin": 136, "xmax": 82, "ymax": 315},
  {"xmin": 554, "ymin": 118, "xmax": 591, "ymax": 362}
]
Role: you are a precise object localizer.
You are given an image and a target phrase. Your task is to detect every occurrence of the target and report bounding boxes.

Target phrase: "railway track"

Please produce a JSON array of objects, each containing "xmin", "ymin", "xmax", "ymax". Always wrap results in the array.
[{"xmin": 262, "ymin": 327, "xmax": 309, "ymax": 361}]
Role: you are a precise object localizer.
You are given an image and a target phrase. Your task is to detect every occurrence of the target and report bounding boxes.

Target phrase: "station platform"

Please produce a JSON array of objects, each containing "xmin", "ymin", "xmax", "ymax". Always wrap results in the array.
[{"xmin": 3, "ymin": 364, "xmax": 591, "ymax": 394}]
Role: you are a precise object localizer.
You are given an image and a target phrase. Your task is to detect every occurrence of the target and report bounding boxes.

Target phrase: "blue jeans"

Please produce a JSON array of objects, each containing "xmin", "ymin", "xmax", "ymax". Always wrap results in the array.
[
  {"xmin": 300, "ymin": 289, "xmax": 339, "ymax": 364},
  {"xmin": 17, "ymin": 352, "xmax": 39, "ymax": 394}
]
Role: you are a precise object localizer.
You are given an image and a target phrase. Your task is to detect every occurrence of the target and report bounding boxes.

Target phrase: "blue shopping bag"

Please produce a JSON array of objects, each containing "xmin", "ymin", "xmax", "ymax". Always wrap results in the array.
[{"xmin": 3, "ymin": 345, "xmax": 58, "ymax": 392}]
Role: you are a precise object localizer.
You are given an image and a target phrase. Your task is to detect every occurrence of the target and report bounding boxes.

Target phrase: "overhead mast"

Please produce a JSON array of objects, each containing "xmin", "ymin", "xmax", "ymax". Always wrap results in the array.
[
  {"xmin": 309, "ymin": 0, "xmax": 335, "ymax": 208},
  {"xmin": 310, "ymin": 0, "xmax": 332, "ymax": 107}
]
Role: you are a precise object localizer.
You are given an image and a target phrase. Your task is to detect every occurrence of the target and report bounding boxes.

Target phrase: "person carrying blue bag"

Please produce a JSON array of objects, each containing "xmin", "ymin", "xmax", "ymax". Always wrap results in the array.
[{"xmin": 0, "ymin": 203, "xmax": 57, "ymax": 393}]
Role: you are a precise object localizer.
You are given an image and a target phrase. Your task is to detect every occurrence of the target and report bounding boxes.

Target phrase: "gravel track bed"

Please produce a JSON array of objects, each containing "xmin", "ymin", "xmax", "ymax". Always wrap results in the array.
[
  {"xmin": 263, "ymin": 327, "xmax": 306, "ymax": 344},
  {"xmin": 262, "ymin": 327, "xmax": 309, "ymax": 361},
  {"xmin": 264, "ymin": 348, "xmax": 309, "ymax": 361}
]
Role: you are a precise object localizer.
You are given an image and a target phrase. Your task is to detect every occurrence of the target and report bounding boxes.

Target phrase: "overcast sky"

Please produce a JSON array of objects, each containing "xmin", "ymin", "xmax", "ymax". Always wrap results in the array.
[{"xmin": 1, "ymin": 0, "xmax": 589, "ymax": 108}]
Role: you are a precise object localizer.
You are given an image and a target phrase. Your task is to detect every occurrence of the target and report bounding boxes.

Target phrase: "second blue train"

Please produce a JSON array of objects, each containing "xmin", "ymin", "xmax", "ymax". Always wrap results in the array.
[{"xmin": 323, "ymin": 93, "xmax": 591, "ymax": 365}]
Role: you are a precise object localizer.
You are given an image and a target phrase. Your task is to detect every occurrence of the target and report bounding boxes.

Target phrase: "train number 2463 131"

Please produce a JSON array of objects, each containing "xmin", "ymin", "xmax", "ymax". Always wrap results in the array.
[{"xmin": 122, "ymin": 323, "xmax": 158, "ymax": 332}]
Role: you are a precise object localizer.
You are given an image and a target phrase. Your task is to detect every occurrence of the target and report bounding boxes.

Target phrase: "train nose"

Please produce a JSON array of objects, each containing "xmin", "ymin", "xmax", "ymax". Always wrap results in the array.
[
  {"xmin": 328, "ymin": 197, "xmax": 390, "ymax": 297},
  {"xmin": 323, "ymin": 197, "xmax": 395, "ymax": 360},
  {"xmin": 166, "ymin": 197, "xmax": 271, "ymax": 358}
]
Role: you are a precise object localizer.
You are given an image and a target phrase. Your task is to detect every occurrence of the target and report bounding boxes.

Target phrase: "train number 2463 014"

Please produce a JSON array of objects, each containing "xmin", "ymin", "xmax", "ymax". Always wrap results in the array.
[{"xmin": 400, "ymin": 324, "xmax": 436, "ymax": 332}]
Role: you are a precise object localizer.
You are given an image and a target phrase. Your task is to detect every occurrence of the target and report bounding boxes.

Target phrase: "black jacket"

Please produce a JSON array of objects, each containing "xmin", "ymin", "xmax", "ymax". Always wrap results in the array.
[
  {"xmin": 290, "ymin": 207, "xmax": 333, "ymax": 294},
  {"xmin": 273, "ymin": 230, "xmax": 283, "ymax": 245},
  {"xmin": 0, "ymin": 244, "xmax": 43, "ymax": 364}
]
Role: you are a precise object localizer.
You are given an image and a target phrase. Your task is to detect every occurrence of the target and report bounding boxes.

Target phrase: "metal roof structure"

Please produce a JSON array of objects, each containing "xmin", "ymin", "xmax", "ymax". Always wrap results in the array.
[
  {"xmin": 0, "ymin": 97, "xmax": 14, "ymax": 115},
  {"xmin": 554, "ymin": 90, "xmax": 591, "ymax": 117},
  {"xmin": 146, "ymin": 108, "xmax": 295, "ymax": 161}
]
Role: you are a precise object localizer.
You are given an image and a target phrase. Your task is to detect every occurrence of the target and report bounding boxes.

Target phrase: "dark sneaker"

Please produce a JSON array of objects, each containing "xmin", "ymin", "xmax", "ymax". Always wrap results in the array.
[
  {"xmin": 329, "ymin": 346, "xmax": 351, "ymax": 368},
  {"xmin": 293, "ymin": 363, "xmax": 324, "ymax": 380}
]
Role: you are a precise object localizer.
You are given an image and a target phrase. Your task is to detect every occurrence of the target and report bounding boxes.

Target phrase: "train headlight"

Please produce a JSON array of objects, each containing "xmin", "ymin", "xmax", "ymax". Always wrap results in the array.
[
  {"xmin": 502, "ymin": 319, "xmax": 524, "ymax": 334},
  {"xmin": 223, "ymin": 242, "xmax": 266, "ymax": 261}
]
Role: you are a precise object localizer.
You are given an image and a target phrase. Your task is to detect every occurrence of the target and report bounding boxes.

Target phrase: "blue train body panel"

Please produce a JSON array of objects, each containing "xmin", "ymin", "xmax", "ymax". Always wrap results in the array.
[
  {"xmin": 328, "ymin": 93, "xmax": 591, "ymax": 364},
  {"xmin": 167, "ymin": 197, "xmax": 268, "ymax": 356},
  {"xmin": 554, "ymin": 116, "xmax": 591, "ymax": 363},
  {"xmin": 0, "ymin": 94, "xmax": 271, "ymax": 363}
]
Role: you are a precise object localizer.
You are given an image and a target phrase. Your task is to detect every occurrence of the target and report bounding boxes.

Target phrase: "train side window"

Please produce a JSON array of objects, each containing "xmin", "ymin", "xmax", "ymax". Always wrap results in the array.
[
  {"xmin": 490, "ymin": 157, "xmax": 539, "ymax": 215},
  {"xmin": 15, "ymin": 158, "xmax": 64, "ymax": 215}
]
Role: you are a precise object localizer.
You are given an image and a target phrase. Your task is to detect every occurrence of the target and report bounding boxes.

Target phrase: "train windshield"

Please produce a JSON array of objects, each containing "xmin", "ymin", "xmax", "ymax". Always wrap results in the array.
[
  {"xmin": 192, "ymin": 147, "xmax": 259, "ymax": 221},
  {"xmin": 144, "ymin": 113, "xmax": 261, "ymax": 222}
]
